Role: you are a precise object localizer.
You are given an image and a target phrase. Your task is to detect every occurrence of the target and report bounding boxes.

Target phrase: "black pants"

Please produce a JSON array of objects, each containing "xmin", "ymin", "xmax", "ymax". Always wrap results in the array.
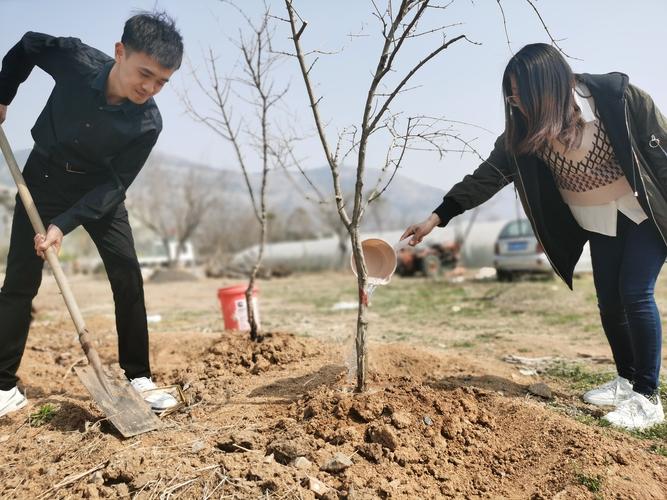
[{"xmin": 0, "ymin": 150, "xmax": 150, "ymax": 390}]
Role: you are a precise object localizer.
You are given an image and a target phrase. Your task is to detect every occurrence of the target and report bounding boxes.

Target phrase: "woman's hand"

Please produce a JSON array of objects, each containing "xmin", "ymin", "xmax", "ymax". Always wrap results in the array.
[{"xmin": 400, "ymin": 213, "xmax": 441, "ymax": 246}]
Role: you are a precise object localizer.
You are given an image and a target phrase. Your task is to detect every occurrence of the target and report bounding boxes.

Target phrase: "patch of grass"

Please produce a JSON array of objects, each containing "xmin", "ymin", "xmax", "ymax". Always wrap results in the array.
[
  {"xmin": 544, "ymin": 362, "xmax": 612, "ymax": 391},
  {"xmin": 576, "ymin": 472, "xmax": 603, "ymax": 493},
  {"xmin": 583, "ymin": 323, "xmax": 601, "ymax": 333},
  {"xmin": 573, "ymin": 414, "xmax": 611, "ymax": 428},
  {"xmin": 475, "ymin": 332, "xmax": 503, "ymax": 342},
  {"xmin": 586, "ymin": 293, "xmax": 598, "ymax": 304},
  {"xmin": 632, "ymin": 422, "xmax": 667, "ymax": 440},
  {"xmin": 451, "ymin": 340, "xmax": 475, "ymax": 349},
  {"xmin": 457, "ymin": 305, "xmax": 489, "ymax": 317},
  {"xmin": 28, "ymin": 404, "xmax": 57, "ymax": 427},
  {"xmin": 549, "ymin": 365, "xmax": 667, "ymax": 439},
  {"xmin": 649, "ymin": 444, "xmax": 667, "ymax": 457},
  {"xmin": 312, "ymin": 293, "xmax": 357, "ymax": 311},
  {"xmin": 543, "ymin": 312, "xmax": 584, "ymax": 326},
  {"xmin": 372, "ymin": 281, "xmax": 468, "ymax": 318}
]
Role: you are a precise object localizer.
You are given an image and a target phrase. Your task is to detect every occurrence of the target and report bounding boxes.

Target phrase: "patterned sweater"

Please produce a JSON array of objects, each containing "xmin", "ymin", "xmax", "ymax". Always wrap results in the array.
[{"xmin": 537, "ymin": 83, "xmax": 646, "ymax": 236}]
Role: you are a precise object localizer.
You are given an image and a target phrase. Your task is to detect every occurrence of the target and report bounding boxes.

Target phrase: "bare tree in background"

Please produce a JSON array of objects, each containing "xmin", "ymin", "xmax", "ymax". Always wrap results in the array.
[
  {"xmin": 130, "ymin": 162, "xmax": 210, "ymax": 268},
  {"xmin": 281, "ymin": 207, "xmax": 319, "ymax": 241},
  {"xmin": 184, "ymin": 4, "xmax": 288, "ymax": 341},
  {"xmin": 196, "ymin": 208, "xmax": 263, "ymax": 270}
]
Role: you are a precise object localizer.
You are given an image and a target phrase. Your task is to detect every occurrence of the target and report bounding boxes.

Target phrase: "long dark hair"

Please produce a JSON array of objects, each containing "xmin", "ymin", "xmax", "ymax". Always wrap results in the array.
[{"xmin": 502, "ymin": 43, "xmax": 584, "ymax": 156}]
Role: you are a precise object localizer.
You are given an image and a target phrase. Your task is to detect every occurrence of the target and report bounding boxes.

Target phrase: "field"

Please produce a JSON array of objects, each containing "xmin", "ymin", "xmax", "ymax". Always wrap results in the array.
[{"xmin": 1, "ymin": 270, "xmax": 666, "ymax": 499}]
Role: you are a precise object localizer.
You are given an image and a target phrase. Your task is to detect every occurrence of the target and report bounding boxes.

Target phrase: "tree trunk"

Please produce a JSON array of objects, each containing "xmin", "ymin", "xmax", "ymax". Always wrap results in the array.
[
  {"xmin": 162, "ymin": 237, "xmax": 175, "ymax": 269},
  {"xmin": 336, "ymin": 230, "xmax": 348, "ymax": 270},
  {"xmin": 245, "ymin": 275, "xmax": 260, "ymax": 341},
  {"xmin": 172, "ymin": 240, "xmax": 185, "ymax": 269},
  {"xmin": 247, "ymin": 210, "xmax": 267, "ymax": 342},
  {"xmin": 247, "ymin": 81, "xmax": 271, "ymax": 342},
  {"xmin": 350, "ymin": 229, "xmax": 369, "ymax": 393}
]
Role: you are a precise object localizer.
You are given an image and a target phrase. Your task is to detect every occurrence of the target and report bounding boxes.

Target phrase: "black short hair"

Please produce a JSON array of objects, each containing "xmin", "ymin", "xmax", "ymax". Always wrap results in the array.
[{"xmin": 121, "ymin": 11, "xmax": 183, "ymax": 69}]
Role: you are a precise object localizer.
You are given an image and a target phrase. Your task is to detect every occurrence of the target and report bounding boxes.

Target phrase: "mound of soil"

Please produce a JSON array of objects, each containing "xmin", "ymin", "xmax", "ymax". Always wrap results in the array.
[
  {"xmin": 205, "ymin": 331, "xmax": 323, "ymax": 375},
  {"xmin": 1, "ymin": 327, "xmax": 666, "ymax": 499}
]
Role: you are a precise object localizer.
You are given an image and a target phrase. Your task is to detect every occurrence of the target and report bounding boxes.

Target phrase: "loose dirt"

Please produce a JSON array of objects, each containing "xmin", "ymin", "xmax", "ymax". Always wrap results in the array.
[{"xmin": 1, "ymin": 272, "xmax": 666, "ymax": 499}]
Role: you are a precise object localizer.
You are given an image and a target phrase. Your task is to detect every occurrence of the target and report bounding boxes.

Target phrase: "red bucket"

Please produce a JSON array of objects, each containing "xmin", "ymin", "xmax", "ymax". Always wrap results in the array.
[{"xmin": 217, "ymin": 284, "xmax": 260, "ymax": 331}]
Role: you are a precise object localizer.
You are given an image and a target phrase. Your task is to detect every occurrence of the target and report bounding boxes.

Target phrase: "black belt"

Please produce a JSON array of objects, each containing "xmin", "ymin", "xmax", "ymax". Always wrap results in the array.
[{"xmin": 33, "ymin": 144, "xmax": 88, "ymax": 175}]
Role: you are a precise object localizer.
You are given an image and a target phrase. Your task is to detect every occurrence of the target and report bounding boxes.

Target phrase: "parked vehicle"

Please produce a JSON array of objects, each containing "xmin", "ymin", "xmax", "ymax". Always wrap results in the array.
[
  {"xmin": 137, "ymin": 240, "xmax": 196, "ymax": 268},
  {"xmin": 396, "ymin": 241, "xmax": 460, "ymax": 278},
  {"xmin": 493, "ymin": 219, "xmax": 552, "ymax": 281},
  {"xmin": 493, "ymin": 218, "xmax": 592, "ymax": 281}
]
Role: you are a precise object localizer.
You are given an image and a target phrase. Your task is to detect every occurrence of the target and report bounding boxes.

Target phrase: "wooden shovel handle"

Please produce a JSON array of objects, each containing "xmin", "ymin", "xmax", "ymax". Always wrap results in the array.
[{"xmin": 0, "ymin": 126, "xmax": 105, "ymax": 375}]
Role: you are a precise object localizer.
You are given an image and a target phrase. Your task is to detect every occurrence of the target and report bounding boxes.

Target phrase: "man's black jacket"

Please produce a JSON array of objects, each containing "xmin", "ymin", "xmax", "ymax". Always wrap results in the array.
[{"xmin": 0, "ymin": 31, "xmax": 162, "ymax": 234}]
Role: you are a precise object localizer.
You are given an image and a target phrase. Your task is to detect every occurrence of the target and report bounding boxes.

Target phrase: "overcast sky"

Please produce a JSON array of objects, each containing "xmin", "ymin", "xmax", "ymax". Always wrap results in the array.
[{"xmin": 2, "ymin": 0, "xmax": 666, "ymax": 195}]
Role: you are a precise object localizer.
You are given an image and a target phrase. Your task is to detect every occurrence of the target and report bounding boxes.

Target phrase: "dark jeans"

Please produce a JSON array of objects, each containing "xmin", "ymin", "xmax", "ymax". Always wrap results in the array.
[
  {"xmin": 0, "ymin": 150, "xmax": 150, "ymax": 390},
  {"xmin": 589, "ymin": 212, "xmax": 666, "ymax": 396}
]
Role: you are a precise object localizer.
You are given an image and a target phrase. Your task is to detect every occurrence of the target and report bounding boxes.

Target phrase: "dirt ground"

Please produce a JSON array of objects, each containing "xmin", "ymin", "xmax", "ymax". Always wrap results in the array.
[{"xmin": 1, "ymin": 270, "xmax": 666, "ymax": 499}]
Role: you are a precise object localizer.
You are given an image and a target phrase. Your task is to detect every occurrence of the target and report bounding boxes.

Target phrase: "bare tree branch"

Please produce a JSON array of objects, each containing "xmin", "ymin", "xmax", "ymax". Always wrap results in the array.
[
  {"xmin": 402, "ymin": 21, "xmax": 463, "ymax": 39},
  {"xmin": 522, "ymin": 0, "xmax": 581, "ymax": 60},
  {"xmin": 285, "ymin": 0, "xmax": 352, "ymax": 230},
  {"xmin": 367, "ymin": 116, "xmax": 412, "ymax": 203},
  {"xmin": 130, "ymin": 162, "xmax": 211, "ymax": 268},
  {"xmin": 367, "ymin": 33, "xmax": 471, "ymax": 132},
  {"xmin": 495, "ymin": 0, "xmax": 513, "ymax": 55}
]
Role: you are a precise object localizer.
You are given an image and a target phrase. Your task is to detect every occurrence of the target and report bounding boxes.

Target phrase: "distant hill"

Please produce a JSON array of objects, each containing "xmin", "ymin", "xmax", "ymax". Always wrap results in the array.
[
  {"xmin": 131, "ymin": 151, "xmax": 521, "ymax": 228},
  {"xmin": 137, "ymin": 151, "xmax": 454, "ymax": 231}
]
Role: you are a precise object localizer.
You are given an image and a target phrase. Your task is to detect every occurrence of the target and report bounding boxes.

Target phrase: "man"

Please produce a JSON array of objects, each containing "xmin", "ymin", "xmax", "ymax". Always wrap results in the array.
[{"xmin": 0, "ymin": 12, "xmax": 183, "ymax": 417}]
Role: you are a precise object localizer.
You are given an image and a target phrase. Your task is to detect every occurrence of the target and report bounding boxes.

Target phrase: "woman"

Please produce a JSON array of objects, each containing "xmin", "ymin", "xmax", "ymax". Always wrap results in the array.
[{"xmin": 402, "ymin": 43, "xmax": 666, "ymax": 430}]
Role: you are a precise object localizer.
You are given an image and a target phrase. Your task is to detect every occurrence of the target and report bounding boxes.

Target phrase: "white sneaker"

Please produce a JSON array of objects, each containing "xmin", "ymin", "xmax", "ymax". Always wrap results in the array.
[
  {"xmin": 602, "ymin": 391, "xmax": 664, "ymax": 430},
  {"xmin": 0, "ymin": 387, "xmax": 28, "ymax": 418},
  {"xmin": 130, "ymin": 377, "xmax": 178, "ymax": 413},
  {"xmin": 583, "ymin": 376, "xmax": 633, "ymax": 406}
]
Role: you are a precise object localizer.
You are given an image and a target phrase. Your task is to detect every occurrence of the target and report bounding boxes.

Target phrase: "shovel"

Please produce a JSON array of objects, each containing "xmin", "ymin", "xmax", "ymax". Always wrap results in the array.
[{"xmin": 0, "ymin": 125, "xmax": 162, "ymax": 437}]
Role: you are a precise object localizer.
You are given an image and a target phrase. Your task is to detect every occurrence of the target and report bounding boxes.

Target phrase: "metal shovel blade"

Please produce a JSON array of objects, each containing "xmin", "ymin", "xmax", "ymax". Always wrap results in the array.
[{"xmin": 74, "ymin": 364, "xmax": 163, "ymax": 437}]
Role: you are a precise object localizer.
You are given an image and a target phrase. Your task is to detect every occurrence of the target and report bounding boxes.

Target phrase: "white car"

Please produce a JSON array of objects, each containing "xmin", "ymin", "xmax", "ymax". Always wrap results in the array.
[{"xmin": 493, "ymin": 219, "xmax": 591, "ymax": 281}]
